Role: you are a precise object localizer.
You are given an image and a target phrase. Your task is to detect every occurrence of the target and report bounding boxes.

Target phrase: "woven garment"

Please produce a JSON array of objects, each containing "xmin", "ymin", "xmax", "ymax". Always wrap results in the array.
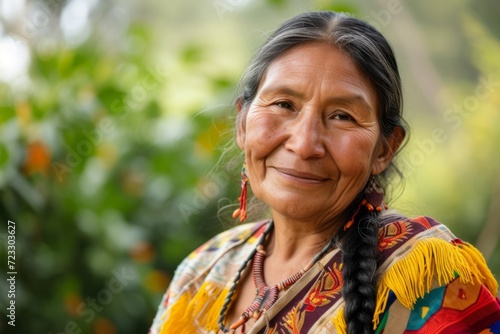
[{"xmin": 149, "ymin": 216, "xmax": 500, "ymax": 334}]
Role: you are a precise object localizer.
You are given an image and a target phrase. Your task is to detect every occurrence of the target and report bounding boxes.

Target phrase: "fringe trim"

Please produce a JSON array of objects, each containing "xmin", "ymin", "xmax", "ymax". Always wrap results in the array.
[
  {"xmin": 159, "ymin": 282, "xmax": 229, "ymax": 334},
  {"xmin": 457, "ymin": 242, "xmax": 498, "ymax": 295},
  {"xmin": 372, "ymin": 238, "xmax": 498, "ymax": 329},
  {"xmin": 333, "ymin": 238, "xmax": 499, "ymax": 333},
  {"xmin": 333, "ymin": 307, "xmax": 347, "ymax": 334}
]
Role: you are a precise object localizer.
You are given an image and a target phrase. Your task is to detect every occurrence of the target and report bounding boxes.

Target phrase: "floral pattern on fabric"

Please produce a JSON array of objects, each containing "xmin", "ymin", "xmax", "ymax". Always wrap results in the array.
[{"xmin": 303, "ymin": 263, "xmax": 343, "ymax": 312}]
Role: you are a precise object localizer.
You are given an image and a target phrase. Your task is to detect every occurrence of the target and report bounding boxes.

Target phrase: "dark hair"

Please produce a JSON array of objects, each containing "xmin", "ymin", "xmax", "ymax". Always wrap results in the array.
[{"xmin": 236, "ymin": 11, "xmax": 408, "ymax": 333}]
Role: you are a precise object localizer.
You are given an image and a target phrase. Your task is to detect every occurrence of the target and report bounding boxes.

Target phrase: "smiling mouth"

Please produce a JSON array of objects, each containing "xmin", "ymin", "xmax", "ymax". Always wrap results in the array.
[{"xmin": 272, "ymin": 167, "xmax": 329, "ymax": 183}]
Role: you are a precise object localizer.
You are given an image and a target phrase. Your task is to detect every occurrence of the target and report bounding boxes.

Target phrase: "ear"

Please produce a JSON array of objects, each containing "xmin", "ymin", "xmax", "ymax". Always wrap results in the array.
[
  {"xmin": 371, "ymin": 126, "xmax": 405, "ymax": 175},
  {"xmin": 236, "ymin": 97, "xmax": 246, "ymax": 150}
]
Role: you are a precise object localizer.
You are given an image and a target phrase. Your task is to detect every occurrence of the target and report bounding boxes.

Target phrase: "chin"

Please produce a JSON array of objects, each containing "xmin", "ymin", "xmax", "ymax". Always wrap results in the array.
[{"xmin": 270, "ymin": 198, "xmax": 324, "ymax": 219}]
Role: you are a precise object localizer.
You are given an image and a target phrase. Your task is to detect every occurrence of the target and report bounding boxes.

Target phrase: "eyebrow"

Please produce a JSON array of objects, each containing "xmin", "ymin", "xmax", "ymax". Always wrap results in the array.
[
  {"xmin": 327, "ymin": 94, "xmax": 375, "ymax": 112},
  {"xmin": 260, "ymin": 85, "xmax": 375, "ymax": 112}
]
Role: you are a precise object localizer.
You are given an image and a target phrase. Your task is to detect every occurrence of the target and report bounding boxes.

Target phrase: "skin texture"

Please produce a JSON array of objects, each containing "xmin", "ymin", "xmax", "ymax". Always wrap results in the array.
[
  {"xmin": 237, "ymin": 42, "xmax": 396, "ymax": 237},
  {"xmin": 225, "ymin": 42, "xmax": 401, "ymax": 332}
]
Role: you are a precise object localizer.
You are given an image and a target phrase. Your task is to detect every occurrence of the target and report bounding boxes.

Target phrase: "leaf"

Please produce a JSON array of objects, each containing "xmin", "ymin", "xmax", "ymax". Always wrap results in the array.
[{"xmin": 0, "ymin": 144, "xmax": 8, "ymax": 167}]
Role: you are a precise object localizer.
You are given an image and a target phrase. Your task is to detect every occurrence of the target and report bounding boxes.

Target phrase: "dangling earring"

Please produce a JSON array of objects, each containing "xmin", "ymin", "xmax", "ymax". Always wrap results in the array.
[
  {"xmin": 232, "ymin": 163, "xmax": 249, "ymax": 222},
  {"xmin": 344, "ymin": 176, "xmax": 386, "ymax": 231}
]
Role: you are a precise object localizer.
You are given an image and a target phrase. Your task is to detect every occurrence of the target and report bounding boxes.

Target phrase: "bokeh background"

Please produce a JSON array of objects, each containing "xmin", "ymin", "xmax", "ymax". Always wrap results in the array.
[{"xmin": 0, "ymin": 0, "xmax": 499, "ymax": 333}]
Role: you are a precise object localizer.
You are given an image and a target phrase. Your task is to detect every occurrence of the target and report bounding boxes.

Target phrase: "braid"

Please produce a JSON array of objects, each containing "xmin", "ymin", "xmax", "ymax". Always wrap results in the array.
[{"xmin": 341, "ymin": 207, "xmax": 380, "ymax": 334}]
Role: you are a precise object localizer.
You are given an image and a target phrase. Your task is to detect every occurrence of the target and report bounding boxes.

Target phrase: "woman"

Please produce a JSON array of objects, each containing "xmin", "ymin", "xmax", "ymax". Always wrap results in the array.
[{"xmin": 150, "ymin": 11, "xmax": 500, "ymax": 334}]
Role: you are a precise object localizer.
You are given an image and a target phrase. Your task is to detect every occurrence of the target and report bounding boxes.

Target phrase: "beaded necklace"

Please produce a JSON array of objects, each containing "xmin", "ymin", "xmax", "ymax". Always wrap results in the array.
[{"xmin": 218, "ymin": 221, "xmax": 336, "ymax": 333}]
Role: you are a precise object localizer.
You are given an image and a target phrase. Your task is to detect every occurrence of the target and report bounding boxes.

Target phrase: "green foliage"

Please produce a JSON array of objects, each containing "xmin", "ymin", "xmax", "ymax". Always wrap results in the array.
[{"xmin": 0, "ymin": 6, "xmax": 237, "ymax": 333}]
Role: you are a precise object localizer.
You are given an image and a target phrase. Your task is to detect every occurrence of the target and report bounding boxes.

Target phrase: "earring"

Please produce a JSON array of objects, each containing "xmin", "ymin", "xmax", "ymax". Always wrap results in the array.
[
  {"xmin": 344, "ymin": 176, "xmax": 386, "ymax": 231},
  {"xmin": 232, "ymin": 163, "xmax": 249, "ymax": 222}
]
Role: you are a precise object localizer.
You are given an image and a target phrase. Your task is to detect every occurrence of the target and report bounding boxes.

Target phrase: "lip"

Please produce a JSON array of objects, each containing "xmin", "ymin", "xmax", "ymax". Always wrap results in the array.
[{"xmin": 272, "ymin": 167, "xmax": 330, "ymax": 183}]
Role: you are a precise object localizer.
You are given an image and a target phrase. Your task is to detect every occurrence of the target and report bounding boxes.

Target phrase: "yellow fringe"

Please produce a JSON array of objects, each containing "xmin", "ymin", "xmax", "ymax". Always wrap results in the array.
[
  {"xmin": 160, "ymin": 282, "xmax": 229, "ymax": 334},
  {"xmin": 333, "ymin": 238, "xmax": 499, "ymax": 333},
  {"xmin": 333, "ymin": 307, "xmax": 347, "ymax": 334},
  {"xmin": 372, "ymin": 238, "xmax": 498, "ymax": 329},
  {"xmin": 458, "ymin": 242, "xmax": 498, "ymax": 295}
]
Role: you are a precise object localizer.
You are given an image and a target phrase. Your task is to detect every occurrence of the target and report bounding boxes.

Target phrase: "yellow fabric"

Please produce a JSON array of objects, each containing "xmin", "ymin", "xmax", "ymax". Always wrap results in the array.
[
  {"xmin": 159, "ymin": 282, "xmax": 229, "ymax": 334},
  {"xmin": 333, "ymin": 307, "xmax": 347, "ymax": 334},
  {"xmin": 333, "ymin": 238, "xmax": 498, "ymax": 333},
  {"xmin": 159, "ymin": 291, "xmax": 194, "ymax": 333},
  {"xmin": 458, "ymin": 242, "xmax": 498, "ymax": 295}
]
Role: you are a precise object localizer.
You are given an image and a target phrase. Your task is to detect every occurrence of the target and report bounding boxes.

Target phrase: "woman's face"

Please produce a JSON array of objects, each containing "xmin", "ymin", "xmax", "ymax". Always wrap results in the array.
[{"xmin": 237, "ymin": 42, "xmax": 395, "ymax": 224}]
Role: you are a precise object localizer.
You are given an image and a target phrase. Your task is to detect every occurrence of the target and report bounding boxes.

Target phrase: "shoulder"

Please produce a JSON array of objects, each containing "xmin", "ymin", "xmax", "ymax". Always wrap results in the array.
[
  {"xmin": 377, "ymin": 215, "xmax": 456, "ymax": 256},
  {"xmin": 149, "ymin": 220, "xmax": 271, "ymax": 334},
  {"xmin": 373, "ymin": 214, "xmax": 500, "ymax": 332},
  {"xmin": 168, "ymin": 220, "xmax": 269, "ymax": 294},
  {"xmin": 188, "ymin": 220, "xmax": 269, "ymax": 262},
  {"xmin": 376, "ymin": 214, "xmax": 469, "ymax": 279},
  {"xmin": 373, "ymin": 214, "xmax": 499, "ymax": 328}
]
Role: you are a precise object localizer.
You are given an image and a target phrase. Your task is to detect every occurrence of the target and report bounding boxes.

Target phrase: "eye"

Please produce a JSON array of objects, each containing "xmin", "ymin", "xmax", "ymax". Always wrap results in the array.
[
  {"xmin": 275, "ymin": 101, "xmax": 294, "ymax": 110},
  {"xmin": 331, "ymin": 112, "xmax": 353, "ymax": 121}
]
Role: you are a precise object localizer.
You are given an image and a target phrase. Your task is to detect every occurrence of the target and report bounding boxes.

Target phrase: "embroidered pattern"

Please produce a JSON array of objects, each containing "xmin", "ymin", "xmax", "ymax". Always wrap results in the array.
[
  {"xmin": 378, "ymin": 220, "xmax": 412, "ymax": 251},
  {"xmin": 303, "ymin": 263, "xmax": 343, "ymax": 312},
  {"xmin": 150, "ymin": 217, "xmax": 500, "ymax": 334}
]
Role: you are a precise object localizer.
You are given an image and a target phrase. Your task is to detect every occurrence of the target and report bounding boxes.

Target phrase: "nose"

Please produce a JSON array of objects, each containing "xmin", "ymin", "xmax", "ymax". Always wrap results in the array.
[{"xmin": 284, "ymin": 110, "xmax": 326, "ymax": 159}]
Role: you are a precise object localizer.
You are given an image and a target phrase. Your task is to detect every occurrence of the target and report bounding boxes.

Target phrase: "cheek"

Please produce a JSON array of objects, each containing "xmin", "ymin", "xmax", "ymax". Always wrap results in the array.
[
  {"xmin": 243, "ymin": 112, "xmax": 286, "ymax": 192},
  {"xmin": 332, "ymin": 130, "xmax": 380, "ymax": 174},
  {"xmin": 244, "ymin": 112, "xmax": 285, "ymax": 157}
]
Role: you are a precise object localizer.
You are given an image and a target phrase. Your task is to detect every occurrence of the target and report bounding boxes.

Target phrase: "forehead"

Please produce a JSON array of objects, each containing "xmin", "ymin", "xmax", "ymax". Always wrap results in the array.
[
  {"xmin": 259, "ymin": 42, "xmax": 377, "ymax": 106},
  {"xmin": 269, "ymin": 42, "xmax": 358, "ymax": 73}
]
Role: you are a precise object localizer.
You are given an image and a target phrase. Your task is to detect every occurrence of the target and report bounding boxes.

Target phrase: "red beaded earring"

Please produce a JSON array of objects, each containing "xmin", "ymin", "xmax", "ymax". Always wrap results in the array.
[
  {"xmin": 344, "ymin": 176, "xmax": 386, "ymax": 231},
  {"xmin": 232, "ymin": 163, "xmax": 249, "ymax": 222}
]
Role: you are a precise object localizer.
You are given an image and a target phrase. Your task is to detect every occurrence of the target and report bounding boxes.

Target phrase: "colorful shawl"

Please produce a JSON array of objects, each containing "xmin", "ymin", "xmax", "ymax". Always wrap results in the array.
[{"xmin": 150, "ymin": 216, "xmax": 500, "ymax": 333}]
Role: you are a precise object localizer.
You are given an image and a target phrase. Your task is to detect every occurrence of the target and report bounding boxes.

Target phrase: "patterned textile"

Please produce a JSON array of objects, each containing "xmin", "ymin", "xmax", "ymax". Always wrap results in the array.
[{"xmin": 150, "ymin": 216, "xmax": 500, "ymax": 334}]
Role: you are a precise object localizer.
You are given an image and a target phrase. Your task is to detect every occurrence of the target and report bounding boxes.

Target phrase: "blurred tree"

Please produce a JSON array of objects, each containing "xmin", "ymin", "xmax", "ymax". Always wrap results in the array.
[{"xmin": 0, "ymin": 1, "xmax": 237, "ymax": 333}]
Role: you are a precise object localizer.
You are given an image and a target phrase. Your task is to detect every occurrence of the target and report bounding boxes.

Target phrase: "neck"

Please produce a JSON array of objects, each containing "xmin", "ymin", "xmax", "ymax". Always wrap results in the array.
[{"xmin": 266, "ymin": 212, "xmax": 343, "ymax": 262}]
